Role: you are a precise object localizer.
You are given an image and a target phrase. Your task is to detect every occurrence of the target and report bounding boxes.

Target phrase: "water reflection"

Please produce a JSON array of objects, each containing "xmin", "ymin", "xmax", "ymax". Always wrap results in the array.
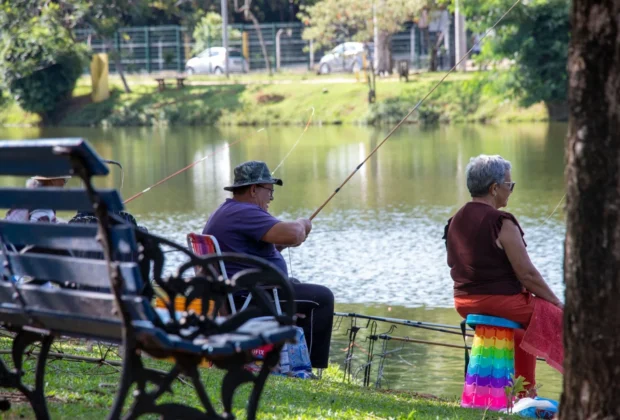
[{"xmin": 0, "ymin": 123, "xmax": 567, "ymax": 305}]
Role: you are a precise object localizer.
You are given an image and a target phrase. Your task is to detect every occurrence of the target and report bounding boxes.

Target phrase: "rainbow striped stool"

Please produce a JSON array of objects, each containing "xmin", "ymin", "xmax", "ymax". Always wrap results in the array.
[{"xmin": 461, "ymin": 314, "xmax": 522, "ymax": 411}]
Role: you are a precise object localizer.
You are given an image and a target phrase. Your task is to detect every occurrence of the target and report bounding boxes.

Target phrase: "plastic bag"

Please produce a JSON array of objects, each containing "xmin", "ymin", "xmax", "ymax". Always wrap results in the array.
[
  {"xmin": 246, "ymin": 326, "xmax": 313, "ymax": 379},
  {"xmin": 501, "ymin": 397, "xmax": 559, "ymax": 418}
]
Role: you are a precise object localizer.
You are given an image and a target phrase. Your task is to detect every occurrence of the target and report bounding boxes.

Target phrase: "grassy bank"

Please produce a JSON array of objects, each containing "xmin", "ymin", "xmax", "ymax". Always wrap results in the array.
[
  {"xmin": 0, "ymin": 338, "xmax": 518, "ymax": 419},
  {"xmin": 0, "ymin": 71, "xmax": 548, "ymax": 128}
]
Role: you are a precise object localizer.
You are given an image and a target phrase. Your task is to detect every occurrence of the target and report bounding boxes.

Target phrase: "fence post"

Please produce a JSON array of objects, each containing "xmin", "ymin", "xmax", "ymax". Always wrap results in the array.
[
  {"xmin": 114, "ymin": 31, "xmax": 121, "ymax": 74},
  {"xmin": 272, "ymin": 23, "xmax": 277, "ymax": 69},
  {"xmin": 409, "ymin": 25, "xmax": 415, "ymax": 67},
  {"xmin": 158, "ymin": 39, "xmax": 163, "ymax": 71},
  {"xmin": 145, "ymin": 27, "xmax": 151, "ymax": 73},
  {"xmin": 176, "ymin": 26, "xmax": 183, "ymax": 72},
  {"xmin": 309, "ymin": 39, "xmax": 314, "ymax": 70}
]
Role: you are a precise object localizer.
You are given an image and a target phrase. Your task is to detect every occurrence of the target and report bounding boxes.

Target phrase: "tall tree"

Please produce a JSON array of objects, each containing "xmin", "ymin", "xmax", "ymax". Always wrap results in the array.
[
  {"xmin": 298, "ymin": 0, "xmax": 425, "ymax": 74},
  {"xmin": 462, "ymin": 0, "xmax": 570, "ymax": 120},
  {"xmin": 562, "ymin": 0, "xmax": 620, "ymax": 417}
]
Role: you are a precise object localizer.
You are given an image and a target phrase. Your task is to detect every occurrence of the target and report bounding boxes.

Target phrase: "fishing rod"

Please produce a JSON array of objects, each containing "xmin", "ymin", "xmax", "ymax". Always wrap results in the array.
[
  {"xmin": 123, "ymin": 134, "xmax": 258, "ymax": 204},
  {"xmin": 334, "ymin": 312, "xmax": 466, "ymax": 332},
  {"xmin": 124, "ymin": 105, "xmax": 314, "ymax": 205},
  {"xmin": 375, "ymin": 334, "xmax": 471, "ymax": 351},
  {"xmin": 308, "ymin": 0, "xmax": 523, "ymax": 221}
]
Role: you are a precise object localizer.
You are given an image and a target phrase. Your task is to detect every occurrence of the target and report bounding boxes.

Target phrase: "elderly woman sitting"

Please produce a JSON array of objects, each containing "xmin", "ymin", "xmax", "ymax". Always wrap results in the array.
[{"xmin": 444, "ymin": 154, "xmax": 563, "ymax": 393}]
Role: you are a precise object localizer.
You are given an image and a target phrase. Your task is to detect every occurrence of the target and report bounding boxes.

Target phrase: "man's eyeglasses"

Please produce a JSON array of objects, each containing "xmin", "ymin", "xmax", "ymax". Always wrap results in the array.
[
  {"xmin": 256, "ymin": 185, "xmax": 274, "ymax": 197},
  {"xmin": 504, "ymin": 182, "xmax": 516, "ymax": 192}
]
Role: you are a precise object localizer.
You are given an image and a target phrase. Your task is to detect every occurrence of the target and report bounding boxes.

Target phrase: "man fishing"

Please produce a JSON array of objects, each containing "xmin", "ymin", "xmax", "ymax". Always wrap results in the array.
[{"xmin": 203, "ymin": 160, "xmax": 334, "ymax": 371}]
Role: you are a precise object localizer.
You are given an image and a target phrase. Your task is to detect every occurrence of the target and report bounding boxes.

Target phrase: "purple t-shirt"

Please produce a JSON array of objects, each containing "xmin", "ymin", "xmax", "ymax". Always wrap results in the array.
[{"xmin": 203, "ymin": 199, "xmax": 288, "ymax": 277}]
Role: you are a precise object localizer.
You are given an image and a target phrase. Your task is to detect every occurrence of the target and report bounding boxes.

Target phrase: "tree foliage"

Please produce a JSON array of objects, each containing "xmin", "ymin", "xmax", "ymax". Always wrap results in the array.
[
  {"xmin": 298, "ymin": 0, "xmax": 426, "ymax": 49},
  {"xmin": 192, "ymin": 13, "xmax": 243, "ymax": 54},
  {"xmin": 0, "ymin": 2, "xmax": 87, "ymax": 120},
  {"xmin": 462, "ymin": 0, "xmax": 570, "ymax": 108}
]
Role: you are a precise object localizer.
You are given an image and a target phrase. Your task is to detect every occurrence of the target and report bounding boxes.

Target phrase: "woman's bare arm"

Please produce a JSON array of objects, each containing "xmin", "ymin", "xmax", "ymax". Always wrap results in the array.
[{"xmin": 499, "ymin": 219, "xmax": 563, "ymax": 308}]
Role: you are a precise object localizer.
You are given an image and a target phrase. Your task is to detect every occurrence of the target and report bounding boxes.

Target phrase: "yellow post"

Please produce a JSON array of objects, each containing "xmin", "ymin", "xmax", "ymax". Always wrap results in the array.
[
  {"xmin": 90, "ymin": 53, "xmax": 110, "ymax": 103},
  {"xmin": 242, "ymin": 31, "xmax": 250, "ymax": 62}
]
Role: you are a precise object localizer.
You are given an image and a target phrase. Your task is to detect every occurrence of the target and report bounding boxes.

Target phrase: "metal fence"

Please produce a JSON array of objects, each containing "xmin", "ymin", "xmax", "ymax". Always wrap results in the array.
[{"xmin": 75, "ymin": 21, "xmax": 454, "ymax": 74}]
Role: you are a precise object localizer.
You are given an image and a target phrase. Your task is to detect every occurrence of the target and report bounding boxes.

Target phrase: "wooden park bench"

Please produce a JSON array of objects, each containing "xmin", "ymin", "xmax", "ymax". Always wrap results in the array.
[
  {"xmin": 155, "ymin": 77, "xmax": 186, "ymax": 92},
  {"xmin": 0, "ymin": 138, "xmax": 297, "ymax": 419}
]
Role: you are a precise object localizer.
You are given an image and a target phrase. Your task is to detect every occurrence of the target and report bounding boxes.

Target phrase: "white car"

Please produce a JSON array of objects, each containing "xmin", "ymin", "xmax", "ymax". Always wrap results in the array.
[
  {"xmin": 185, "ymin": 47, "xmax": 248, "ymax": 75},
  {"xmin": 317, "ymin": 42, "xmax": 372, "ymax": 75}
]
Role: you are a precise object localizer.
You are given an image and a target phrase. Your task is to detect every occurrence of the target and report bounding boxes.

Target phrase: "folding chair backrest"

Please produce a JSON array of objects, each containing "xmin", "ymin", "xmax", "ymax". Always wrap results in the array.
[{"xmin": 186, "ymin": 233, "xmax": 228, "ymax": 280}]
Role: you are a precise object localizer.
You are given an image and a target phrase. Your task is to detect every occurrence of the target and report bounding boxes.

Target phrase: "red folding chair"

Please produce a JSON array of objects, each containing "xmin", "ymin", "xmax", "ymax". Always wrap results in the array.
[
  {"xmin": 187, "ymin": 232, "xmax": 238, "ymax": 313},
  {"xmin": 186, "ymin": 232, "xmax": 282, "ymax": 315}
]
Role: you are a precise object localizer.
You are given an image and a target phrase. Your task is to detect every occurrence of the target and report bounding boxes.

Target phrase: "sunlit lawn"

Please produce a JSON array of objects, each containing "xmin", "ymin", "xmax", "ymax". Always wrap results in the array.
[{"xmin": 0, "ymin": 338, "xmax": 518, "ymax": 419}]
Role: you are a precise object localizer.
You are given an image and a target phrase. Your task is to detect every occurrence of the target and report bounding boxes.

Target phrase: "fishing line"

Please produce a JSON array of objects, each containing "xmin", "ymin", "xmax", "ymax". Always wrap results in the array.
[
  {"xmin": 123, "ymin": 129, "xmax": 264, "ymax": 204},
  {"xmin": 271, "ymin": 107, "xmax": 315, "ymax": 175},
  {"xmin": 266, "ymin": 107, "xmax": 314, "ymax": 275},
  {"xmin": 288, "ymin": 248, "xmax": 293, "ymax": 277},
  {"xmin": 530, "ymin": 193, "xmax": 566, "ymax": 233},
  {"xmin": 309, "ymin": 0, "xmax": 523, "ymax": 221}
]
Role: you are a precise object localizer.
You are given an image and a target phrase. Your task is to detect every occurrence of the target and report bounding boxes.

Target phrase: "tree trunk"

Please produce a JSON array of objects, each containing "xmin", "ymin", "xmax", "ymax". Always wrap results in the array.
[
  {"xmin": 429, "ymin": 32, "xmax": 445, "ymax": 72},
  {"xmin": 561, "ymin": 0, "xmax": 620, "ymax": 418},
  {"xmin": 376, "ymin": 30, "xmax": 391, "ymax": 75},
  {"xmin": 545, "ymin": 101, "xmax": 569, "ymax": 121},
  {"xmin": 246, "ymin": 11, "xmax": 272, "ymax": 76},
  {"xmin": 108, "ymin": 42, "xmax": 131, "ymax": 93},
  {"xmin": 233, "ymin": 0, "xmax": 272, "ymax": 75}
]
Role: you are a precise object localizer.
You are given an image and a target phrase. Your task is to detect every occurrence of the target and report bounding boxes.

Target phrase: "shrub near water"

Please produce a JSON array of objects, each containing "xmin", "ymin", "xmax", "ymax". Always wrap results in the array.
[{"xmin": 0, "ymin": 5, "xmax": 86, "ymax": 123}]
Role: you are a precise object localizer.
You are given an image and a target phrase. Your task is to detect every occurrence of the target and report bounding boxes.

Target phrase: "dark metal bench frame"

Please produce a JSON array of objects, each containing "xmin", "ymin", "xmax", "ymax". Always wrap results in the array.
[{"xmin": 0, "ymin": 139, "xmax": 296, "ymax": 420}]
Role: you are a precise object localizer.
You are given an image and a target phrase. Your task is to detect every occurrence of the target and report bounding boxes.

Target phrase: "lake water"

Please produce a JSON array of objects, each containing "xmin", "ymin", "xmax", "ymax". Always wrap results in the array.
[{"xmin": 0, "ymin": 123, "xmax": 566, "ymax": 399}]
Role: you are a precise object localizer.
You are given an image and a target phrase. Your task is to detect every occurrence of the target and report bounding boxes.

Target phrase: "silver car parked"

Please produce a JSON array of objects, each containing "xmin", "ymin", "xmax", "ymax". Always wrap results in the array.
[
  {"xmin": 317, "ymin": 42, "xmax": 372, "ymax": 75},
  {"xmin": 185, "ymin": 47, "xmax": 249, "ymax": 75}
]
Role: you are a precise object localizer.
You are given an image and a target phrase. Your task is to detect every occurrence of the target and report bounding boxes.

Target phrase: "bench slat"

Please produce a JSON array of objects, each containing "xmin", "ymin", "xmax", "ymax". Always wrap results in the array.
[
  {"xmin": 0, "ymin": 284, "xmax": 297, "ymax": 357},
  {"xmin": 0, "ymin": 188, "xmax": 124, "ymax": 212},
  {"xmin": 0, "ymin": 138, "xmax": 109, "ymax": 176},
  {"xmin": 2, "ymin": 253, "xmax": 141, "ymax": 292},
  {"xmin": 0, "ymin": 221, "xmax": 137, "ymax": 254},
  {"xmin": 0, "ymin": 285, "xmax": 153, "ymax": 342}
]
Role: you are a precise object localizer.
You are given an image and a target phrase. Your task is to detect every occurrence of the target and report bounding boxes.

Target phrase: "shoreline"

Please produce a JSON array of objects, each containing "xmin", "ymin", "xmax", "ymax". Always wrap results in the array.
[{"xmin": 0, "ymin": 71, "xmax": 560, "ymax": 128}]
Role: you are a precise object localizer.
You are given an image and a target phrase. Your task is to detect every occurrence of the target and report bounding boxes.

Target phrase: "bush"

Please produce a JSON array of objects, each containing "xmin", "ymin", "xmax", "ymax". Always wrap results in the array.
[
  {"xmin": 8, "ymin": 52, "xmax": 85, "ymax": 120},
  {"xmin": 101, "ymin": 103, "xmax": 222, "ymax": 127},
  {"xmin": 0, "ymin": 7, "xmax": 87, "ymax": 122},
  {"xmin": 365, "ymin": 98, "xmax": 414, "ymax": 126}
]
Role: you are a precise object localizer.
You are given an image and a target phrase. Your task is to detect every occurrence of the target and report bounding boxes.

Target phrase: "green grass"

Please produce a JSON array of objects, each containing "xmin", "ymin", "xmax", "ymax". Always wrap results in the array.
[
  {"xmin": 0, "ymin": 338, "xmax": 518, "ymax": 419},
  {"xmin": 0, "ymin": 70, "xmax": 549, "ymax": 128}
]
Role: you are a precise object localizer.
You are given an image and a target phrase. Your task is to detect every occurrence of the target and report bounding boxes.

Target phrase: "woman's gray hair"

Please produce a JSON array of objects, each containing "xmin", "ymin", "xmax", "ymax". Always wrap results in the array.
[{"xmin": 466, "ymin": 155, "xmax": 512, "ymax": 197}]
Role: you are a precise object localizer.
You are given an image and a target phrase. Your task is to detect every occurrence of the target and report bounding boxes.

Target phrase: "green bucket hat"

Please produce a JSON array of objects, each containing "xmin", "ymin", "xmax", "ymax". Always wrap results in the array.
[{"xmin": 223, "ymin": 161, "xmax": 283, "ymax": 191}]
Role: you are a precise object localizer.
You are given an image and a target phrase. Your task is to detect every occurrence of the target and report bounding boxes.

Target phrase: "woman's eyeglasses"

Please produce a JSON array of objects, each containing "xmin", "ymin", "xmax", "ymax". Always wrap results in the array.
[{"xmin": 504, "ymin": 182, "xmax": 516, "ymax": 192}]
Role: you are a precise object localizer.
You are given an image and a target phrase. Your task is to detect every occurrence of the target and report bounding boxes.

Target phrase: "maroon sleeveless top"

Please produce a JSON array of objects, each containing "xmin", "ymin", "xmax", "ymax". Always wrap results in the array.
[{"xmin": 444, "ymin": 202, "xmax": 526, "ymax": 296}]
